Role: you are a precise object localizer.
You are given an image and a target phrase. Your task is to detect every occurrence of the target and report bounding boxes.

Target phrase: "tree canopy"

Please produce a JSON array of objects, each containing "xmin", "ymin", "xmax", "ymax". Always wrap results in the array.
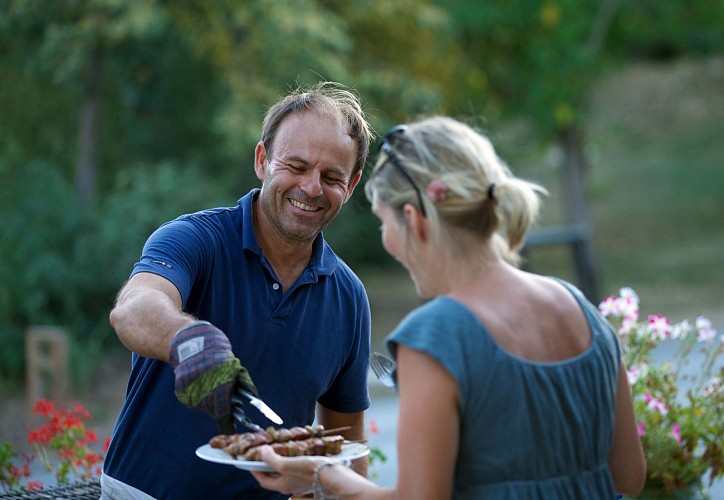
[{"xmin": 1, "ymin": 0, "xmax": 722, "ymax": 384}]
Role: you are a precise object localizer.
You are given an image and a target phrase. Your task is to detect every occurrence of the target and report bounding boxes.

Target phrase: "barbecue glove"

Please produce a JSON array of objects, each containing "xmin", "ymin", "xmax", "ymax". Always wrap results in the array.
[{"xmin": 169, "ymin": 321, "xmax": 258, "ymax": 420}]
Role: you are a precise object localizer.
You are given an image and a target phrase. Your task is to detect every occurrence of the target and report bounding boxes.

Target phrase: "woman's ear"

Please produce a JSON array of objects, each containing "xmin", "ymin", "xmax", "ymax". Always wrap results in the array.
[{"xmin": 403, "ymin": 203, "xmax": 427, "ymax": 243}]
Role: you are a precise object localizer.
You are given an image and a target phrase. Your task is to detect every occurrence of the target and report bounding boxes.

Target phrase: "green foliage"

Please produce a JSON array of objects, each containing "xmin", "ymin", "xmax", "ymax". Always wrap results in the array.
[
  {"xmin": 432, "ymin": 0, "xmax": 607, "ymax": 131},
  {"xmin": 0, "ymin": 0, "xmax": 231, "ymax": 195},
  {"xmin": 0, "ymin": 158, "xmax": 83, "ymax": 385},
  {"xmin": 610, "ymin": 0, "xmax": 724, "ymax": 60},
  {"xmin": 332, "ymin": 0, "xmax": 455, "ymax": 121},
  {"xmin": 1, "ymin": 0, "xmax": 723, "ymax": 391},
  {"xmin": 0, "ymin": 155, "xmax": 220, "ymax": 387},
  {"xmin": 0, "ymin": 442, "xmax": 23, "ymax": 491}
]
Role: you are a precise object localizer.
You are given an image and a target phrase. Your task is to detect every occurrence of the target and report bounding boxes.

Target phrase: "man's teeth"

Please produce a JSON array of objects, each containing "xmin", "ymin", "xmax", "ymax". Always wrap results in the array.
[{"xmin": 290, "ymin": 199, "xmax": 319, "ymax": 212}]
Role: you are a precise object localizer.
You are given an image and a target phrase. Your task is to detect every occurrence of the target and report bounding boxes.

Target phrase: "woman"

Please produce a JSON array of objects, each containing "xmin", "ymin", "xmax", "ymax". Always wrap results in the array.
[{"xmin": 251, "ymin": 116, "xmax": 646, "ymax": 499}]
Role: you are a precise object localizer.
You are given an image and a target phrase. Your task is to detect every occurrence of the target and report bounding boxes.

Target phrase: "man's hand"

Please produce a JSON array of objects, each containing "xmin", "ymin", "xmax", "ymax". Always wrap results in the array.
[{"xmin": 168, "ymin": 321, "xmax": 257, "ymax": 419}]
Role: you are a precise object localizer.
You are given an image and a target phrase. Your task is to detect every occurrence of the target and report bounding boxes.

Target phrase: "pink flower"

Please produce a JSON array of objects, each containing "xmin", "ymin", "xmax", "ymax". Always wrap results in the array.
[
  {"xmin": 598, "ymin": 290, "xmax": 639, "ymax": 323},
  {"xmin": 671, "ymin": 423, "xmax": 682, "ymax": 445},
  {"xmin": 619, "ymin": 287, "xmax": 639, "ymax": 303},
  {"xmin": 696, "ymin": 316, "xmax": 717, "ymax": 342},
  {"xmin": 637, "ymin": 421, "xmax": 645, "ymax": 437},
  {"xmin": 619, "ymin": 318, "xmax": 637, "ymax": 336},
  {"xmin": 647, "ymin": 314, "xmax": 671, "ymax": 341},
  {"xmin": 627, "ymin": 364, "xmax": 646, "ymax": 385},
  {"xmin": 644, "ymin": 393, "xmax": 668, "ymax": 414},
  {"xmin": 618, "ymin": 293, "xmax": 639, "ymax": 322},
  {"xmin": 598, "ymin": 296, "xmax": 618, "ymax": 317}
]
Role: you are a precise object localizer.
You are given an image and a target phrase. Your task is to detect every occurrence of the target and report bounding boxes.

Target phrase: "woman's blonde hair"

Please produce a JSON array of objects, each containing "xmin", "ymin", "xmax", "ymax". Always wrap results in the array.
[{"xmin": 365, "ymin": 116, "xmax": 546, "ymax": 265}]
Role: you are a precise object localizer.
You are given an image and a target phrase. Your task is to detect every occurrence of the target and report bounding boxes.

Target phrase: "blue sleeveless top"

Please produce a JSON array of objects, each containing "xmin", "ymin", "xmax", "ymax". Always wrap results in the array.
[{"xmin": 387, "ymin": 280, "xmax": 620, "ymax": 499}]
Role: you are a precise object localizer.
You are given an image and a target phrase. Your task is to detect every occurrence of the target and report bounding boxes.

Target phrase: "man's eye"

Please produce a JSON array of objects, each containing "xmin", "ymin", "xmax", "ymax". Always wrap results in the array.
[{"xmin": 325, "ymin": 175, "xmax": 345, "ymax": 184}]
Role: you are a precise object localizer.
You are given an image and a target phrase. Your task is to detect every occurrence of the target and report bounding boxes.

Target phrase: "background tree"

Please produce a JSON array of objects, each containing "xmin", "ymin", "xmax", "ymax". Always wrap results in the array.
[
  {"xmin": 425, "ymin": 0, "xmax": 724, "ymax": 298},
  {"xmin": 0, "ymin": 0, "xmax": 721, "ymax": 387}
]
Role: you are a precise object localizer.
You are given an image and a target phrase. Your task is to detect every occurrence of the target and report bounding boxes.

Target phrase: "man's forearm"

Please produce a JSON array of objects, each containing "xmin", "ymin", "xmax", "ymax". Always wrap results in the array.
[{"xmin": 110, "ymin": 280, "xmax": 194, "ymax": 360}]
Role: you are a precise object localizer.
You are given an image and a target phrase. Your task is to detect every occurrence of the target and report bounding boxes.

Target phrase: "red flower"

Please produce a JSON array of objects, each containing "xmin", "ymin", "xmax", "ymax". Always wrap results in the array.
[
  {"xmin": 83, "ymin": 429, "xmax": 98, "ymax": 443},
  {"xmin": 4, "ymin": 399, "xmax": 111, "ymax": 491},
  {"xmin": 27, "ymin": 481, "xmax": 44, "ymax": 491},
  {"xmin": 27, "ymin": 427, "xmax": 52, "ymax": 445},
  {"xmin": 74, "ymin": 404, "xmax": 91, "ymax": 420},
  {"xmin": 32, "ymin": 399, "xmax": 56, "ymax": 418}
]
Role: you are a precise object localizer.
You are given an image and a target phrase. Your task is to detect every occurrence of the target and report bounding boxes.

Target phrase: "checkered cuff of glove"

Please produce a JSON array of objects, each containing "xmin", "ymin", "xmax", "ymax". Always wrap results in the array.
[{"xmin": 169, "ymin": 321, "xmax": 240, "ymax": 417}]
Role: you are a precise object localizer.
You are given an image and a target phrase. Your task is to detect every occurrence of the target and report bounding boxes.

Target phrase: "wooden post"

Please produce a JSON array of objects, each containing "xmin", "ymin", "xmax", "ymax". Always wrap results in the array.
[
  {"xmin": 25, "ymin": 326, "xmax": 69, "ymax": 412},
  {"xmin": 557, "ymin": 125, "xmax": 601, "ymax": 301}
]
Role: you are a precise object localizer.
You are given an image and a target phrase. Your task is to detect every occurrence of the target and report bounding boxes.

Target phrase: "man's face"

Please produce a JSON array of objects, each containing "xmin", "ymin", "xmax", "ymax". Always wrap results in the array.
[{"xmin": 254, "ymin": 111, "xmax": 360, "ymax": 243}]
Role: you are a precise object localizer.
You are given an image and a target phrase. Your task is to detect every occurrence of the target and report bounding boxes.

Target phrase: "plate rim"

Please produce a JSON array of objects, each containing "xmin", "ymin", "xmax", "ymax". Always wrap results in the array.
[{"xmin": 195, "ymin": 442, "xmax": 370, "ymax": 472}]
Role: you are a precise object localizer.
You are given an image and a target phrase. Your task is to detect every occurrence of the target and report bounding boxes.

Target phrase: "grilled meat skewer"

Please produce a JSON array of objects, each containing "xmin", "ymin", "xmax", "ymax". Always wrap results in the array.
[
  {"xmin": 242, "ymin": 435, "xmax": 345, "ymax": 461},
  {"xmin": 210, "ymin": 425, "xmax": 349, "ymax": 459}
]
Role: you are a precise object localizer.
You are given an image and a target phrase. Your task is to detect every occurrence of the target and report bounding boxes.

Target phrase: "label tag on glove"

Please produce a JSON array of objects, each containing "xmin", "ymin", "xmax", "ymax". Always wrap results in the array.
[{"xmin": 177, "ymin": 337, "xmax": 204, "ymax": 362}]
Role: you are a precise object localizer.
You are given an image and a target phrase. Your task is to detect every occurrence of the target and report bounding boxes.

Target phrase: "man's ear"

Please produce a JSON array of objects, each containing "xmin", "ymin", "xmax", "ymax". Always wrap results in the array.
[
  {"xmin": 254, "ymin": 142, "xmax": 268, "ymax": 181},
  {"xmin": 403, "ymin": 203, "xmax": 427, "ymax": 243},
  {"xmin": 343, "ymin": 171, "xmax": 363, "ymax": 202}
]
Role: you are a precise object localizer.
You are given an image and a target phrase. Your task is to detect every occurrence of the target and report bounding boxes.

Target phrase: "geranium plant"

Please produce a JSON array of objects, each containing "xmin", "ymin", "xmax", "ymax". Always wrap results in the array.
[
  {"xmin": 599, "ymin": 288, "xmax": 723, "ymax": 493},
  {"xmin": 367, "ymin": 419, "xmax": 388, "ymax": 480},
  {"xmin": 0, "ymin": 399, "xmax": 109, "ymax": 493}
]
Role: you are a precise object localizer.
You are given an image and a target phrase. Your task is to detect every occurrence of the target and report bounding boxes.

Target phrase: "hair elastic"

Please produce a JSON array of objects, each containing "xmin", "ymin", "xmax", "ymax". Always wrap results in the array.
[
  {"xmin": 487, "ymin": 183, "xmax": 496, "ymax": 201},
  {"xmin": 426, "ymin": 179, "xmax": 448, "ymax": 202}
]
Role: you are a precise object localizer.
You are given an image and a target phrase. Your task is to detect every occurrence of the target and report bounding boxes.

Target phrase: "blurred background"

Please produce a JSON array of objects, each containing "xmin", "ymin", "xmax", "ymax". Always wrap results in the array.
[{"xmin": 1, "ymin": 0, "xmax": 722, "ymax": 485}]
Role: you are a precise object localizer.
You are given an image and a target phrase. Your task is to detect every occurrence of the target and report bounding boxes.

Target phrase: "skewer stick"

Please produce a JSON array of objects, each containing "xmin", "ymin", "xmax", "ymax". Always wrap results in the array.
[{"xmin": 321, "ymin": 426, "xmax": 351, "ymax": 435}]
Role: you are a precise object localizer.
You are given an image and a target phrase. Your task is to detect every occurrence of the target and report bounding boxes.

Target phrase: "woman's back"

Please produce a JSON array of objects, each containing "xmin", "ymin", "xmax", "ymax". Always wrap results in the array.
[
  {"xmin": 449, "ymin": 269, "xmax": 593, "ymax": 363},
  {"xmin": 387, "ymin": 278, "xmax": 621, "ymax": 499}
]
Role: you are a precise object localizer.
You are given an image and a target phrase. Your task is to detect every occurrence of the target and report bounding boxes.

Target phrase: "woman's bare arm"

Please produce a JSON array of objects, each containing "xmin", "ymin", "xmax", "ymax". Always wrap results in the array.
[
  {"xmin": 395, "ymin": 345, "xmax": 459, "ymax": 500},
  {"xmin": 608, "ymin": 364, "xmax": 646, "ymax": 496}
]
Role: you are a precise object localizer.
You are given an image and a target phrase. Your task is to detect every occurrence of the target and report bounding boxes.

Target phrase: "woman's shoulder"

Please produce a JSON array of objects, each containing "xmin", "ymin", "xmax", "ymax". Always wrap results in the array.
[{"xmin": 400, "ymin": 296, "xmax": 477, "ymax": 325}]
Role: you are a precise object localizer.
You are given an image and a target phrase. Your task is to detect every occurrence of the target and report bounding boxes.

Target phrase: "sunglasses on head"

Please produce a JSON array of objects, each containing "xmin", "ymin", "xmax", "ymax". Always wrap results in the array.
[{"xmin": 377, "ymin": 124, "xmax": 426, "ymax": 217}]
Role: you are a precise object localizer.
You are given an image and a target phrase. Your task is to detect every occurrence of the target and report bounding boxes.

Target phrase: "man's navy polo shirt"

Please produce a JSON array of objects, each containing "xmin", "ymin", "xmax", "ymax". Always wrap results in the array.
[{"xmin": 103, "ymin": 189, "xmax": 371, "ymax": 500}]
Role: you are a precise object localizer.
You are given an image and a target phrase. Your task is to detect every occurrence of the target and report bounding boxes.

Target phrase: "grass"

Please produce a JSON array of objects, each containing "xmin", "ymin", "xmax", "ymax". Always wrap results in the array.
[{"xmin": 592, "ymin": 59, "xmax": 724, "ymax": 323}]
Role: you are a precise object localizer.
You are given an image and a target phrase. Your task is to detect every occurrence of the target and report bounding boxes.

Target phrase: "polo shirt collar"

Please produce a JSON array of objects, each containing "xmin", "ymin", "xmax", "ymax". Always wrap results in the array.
[{"xmin": 238, "ymin": 189, "xmax": 338, "ymax": 277}]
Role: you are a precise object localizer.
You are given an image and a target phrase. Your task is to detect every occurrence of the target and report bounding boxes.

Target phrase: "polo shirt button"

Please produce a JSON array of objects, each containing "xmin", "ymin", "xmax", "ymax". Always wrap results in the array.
[{"xmin": 272, "ymin": 283, "xmax": 280, "ymax": 290}]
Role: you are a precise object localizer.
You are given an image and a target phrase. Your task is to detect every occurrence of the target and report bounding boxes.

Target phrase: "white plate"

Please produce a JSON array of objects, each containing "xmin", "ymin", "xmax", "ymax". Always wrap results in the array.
[{"xmin": 195, "ymin": 442, "xmax": 370, "ymax": 472}]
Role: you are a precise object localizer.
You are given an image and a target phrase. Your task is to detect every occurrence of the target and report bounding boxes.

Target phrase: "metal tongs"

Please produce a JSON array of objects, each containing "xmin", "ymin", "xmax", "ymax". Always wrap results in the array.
[{"xmin": 217, "ymin": 376, "xmax": 284, "ymax": 434}]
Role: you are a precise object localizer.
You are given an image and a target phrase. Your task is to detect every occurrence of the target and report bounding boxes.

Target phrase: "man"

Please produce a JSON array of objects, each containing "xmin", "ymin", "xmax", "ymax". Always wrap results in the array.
[{"xmin": 101, "ymin": 81, "xmax": 374, "ymax": 499}]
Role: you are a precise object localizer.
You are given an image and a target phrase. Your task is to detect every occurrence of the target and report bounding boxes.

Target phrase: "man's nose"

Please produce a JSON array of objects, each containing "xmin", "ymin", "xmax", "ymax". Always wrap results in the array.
[{"xmin": 300, "ymin": 170, "xmax": 323, "ymax": 197}]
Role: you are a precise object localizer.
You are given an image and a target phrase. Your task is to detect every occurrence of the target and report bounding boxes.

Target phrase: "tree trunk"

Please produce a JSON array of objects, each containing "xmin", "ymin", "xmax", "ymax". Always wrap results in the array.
[{"xmin": 75, "ymin": 46, "xmax": 103, "ymax": 209}]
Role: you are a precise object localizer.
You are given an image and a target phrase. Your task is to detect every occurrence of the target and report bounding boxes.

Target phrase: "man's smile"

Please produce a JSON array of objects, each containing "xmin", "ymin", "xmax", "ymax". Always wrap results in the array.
[{"xmin": 289, "ymin": 198, "xmax": 321, "ymax": 212}]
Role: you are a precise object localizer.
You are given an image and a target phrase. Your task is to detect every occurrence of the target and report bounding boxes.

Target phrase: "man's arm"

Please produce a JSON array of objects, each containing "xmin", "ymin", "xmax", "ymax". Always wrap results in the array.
[
  {"xmin": 317, "ymin": 405, "xmax": 367, "ymax": 477},
  {"xmin": 109, "ymin": 272, "xmax": 195, "ymax": 360}
]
